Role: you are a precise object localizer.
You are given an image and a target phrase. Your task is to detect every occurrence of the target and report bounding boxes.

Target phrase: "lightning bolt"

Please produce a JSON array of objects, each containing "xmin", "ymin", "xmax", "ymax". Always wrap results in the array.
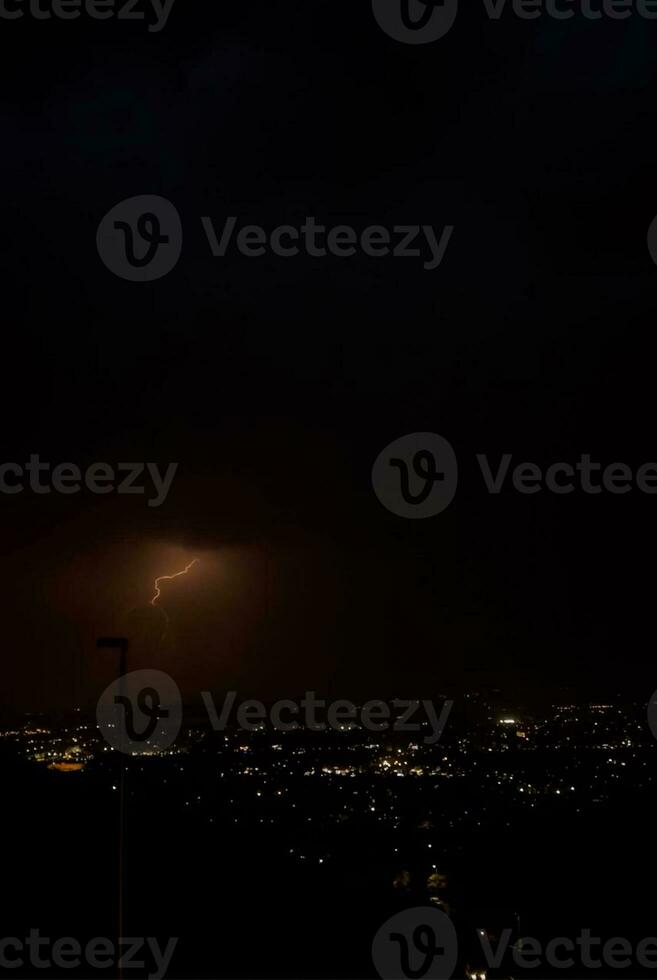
[{"xmin": 151, "ymin": 558, "xmax": 199, "ymax": 607}]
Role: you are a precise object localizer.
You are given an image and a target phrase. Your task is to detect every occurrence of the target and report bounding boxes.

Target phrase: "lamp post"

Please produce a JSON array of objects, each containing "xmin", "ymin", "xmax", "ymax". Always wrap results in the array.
[{"xmin": 96, "ymin": 636, "xmax": 129, "ymax": 978}]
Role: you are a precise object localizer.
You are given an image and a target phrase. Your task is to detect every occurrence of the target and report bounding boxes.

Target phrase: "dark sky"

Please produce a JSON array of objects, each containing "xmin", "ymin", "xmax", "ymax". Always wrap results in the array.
[{"xmin": 1, "ymin": 0, "xmax": 656, "ymax": 711}]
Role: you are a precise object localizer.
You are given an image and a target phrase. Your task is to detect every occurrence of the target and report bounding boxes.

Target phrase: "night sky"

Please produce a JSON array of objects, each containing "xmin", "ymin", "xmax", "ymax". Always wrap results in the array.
[{"xmin": 2, "ymin": 0, "xmax": 657, "ymax": 712}]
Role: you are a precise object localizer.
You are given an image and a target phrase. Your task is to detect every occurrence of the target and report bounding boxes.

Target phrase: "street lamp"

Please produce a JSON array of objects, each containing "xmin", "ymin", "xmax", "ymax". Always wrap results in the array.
[{"xmin": 96, "ymin": 636, "xmax": 129, "ymax": 976}]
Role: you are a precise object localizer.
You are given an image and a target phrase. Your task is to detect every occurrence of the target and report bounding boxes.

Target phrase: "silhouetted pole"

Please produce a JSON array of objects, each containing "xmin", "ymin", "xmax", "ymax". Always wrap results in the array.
[{"xmin": 97, "ymin": 636, "xmax": 129, "ymax": 979}]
